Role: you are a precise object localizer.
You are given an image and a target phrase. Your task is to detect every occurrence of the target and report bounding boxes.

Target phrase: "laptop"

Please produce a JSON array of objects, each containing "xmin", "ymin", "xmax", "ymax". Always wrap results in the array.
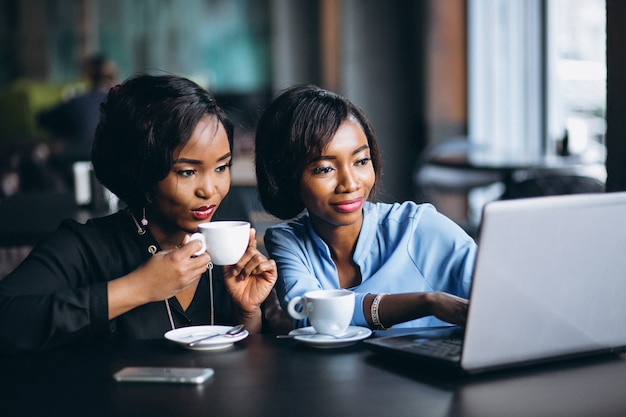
[{"xmin": 365, "ymin": 191, "xmax": 626, "ymax": 374}]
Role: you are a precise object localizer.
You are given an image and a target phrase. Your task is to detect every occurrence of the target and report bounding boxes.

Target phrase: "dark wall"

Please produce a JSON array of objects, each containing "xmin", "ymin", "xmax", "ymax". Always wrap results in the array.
[
  {"xmin": 269, "ymin": 0, "xmax": 431, "ymax": 203},
  {"xmin": 606, "ymin": 0, "xmax": 626, "ymax": 191},
  {"xmin": 340, "ymin": 0, "xmax": 428, "ymax": 203}
]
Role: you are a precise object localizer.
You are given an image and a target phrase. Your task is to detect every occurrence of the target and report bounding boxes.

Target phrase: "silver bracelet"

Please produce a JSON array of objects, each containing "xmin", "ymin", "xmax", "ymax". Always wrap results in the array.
[{"xmin": 371, "ymin": 293, "xmax": 388, "ymax": 330}]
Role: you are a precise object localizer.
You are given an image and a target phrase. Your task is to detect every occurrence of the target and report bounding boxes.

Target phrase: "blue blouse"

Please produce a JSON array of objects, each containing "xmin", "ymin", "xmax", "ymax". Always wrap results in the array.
[{"xmin": 264, "ymin": 201, "xmax": 477, "ymax": 328}]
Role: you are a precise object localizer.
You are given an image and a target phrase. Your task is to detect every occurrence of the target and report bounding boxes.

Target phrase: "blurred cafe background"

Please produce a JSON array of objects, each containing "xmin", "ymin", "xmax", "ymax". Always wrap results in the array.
[{"xmin": 1, "ymin": 0, "xmax": 625, "ymax": 277}]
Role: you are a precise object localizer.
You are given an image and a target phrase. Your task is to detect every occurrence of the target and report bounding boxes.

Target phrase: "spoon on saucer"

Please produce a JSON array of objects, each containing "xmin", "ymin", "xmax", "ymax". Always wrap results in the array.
[
  {"xmin": 187, "ymin": 324, "xmax": 246, "ymax": 347},
  {"xmin": 276, "ymin": 329, "xmax": 362, "ymax": 340}
]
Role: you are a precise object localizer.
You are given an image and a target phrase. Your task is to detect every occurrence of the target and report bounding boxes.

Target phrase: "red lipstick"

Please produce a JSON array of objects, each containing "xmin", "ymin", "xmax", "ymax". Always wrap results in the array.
[{"xmin": 192, "ymin": 205, "xmax": 216, "ymax": 220}]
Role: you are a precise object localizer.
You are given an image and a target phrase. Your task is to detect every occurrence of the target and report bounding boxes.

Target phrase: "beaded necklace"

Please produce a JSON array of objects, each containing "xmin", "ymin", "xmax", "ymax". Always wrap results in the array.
[{"xmin": 128, "ymin": 209, "xmax": 214, "ymax": 329}]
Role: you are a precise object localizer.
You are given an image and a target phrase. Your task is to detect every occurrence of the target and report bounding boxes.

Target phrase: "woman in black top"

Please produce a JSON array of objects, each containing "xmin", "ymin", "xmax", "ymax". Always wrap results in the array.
[{"xmin": 0, "ymin": 74, "xmax": 279, "ymax": 352}]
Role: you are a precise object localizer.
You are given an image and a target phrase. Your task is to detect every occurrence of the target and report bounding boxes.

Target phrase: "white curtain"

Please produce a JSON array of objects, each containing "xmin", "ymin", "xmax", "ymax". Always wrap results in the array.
[{"xmin": 468, "ymin": 0, "xmax": 544, "ymax": 160}]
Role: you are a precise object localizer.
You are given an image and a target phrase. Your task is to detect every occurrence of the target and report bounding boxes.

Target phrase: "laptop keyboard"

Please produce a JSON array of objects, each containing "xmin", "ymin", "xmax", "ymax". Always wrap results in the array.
[{"xmin": 407, "ymin": 337, "xmax": 463, "ymax": 359}]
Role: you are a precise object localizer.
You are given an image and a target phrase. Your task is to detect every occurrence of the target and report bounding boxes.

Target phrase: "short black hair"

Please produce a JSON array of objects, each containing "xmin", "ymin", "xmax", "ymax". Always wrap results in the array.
[
  {"xmin": 254, "ymin": 84, "xmax": 382, "ymax": 220},
  {"xmin": 91, "ymin": 73, "xmax": 234, "ymax": 209}
]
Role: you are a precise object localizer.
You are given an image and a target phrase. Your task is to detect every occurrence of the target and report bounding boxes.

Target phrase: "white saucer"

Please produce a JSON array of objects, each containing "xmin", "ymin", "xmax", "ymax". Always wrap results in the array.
[
  {"xmin": 165, "ymin": 325, "xmax": 249, "ymax": 351},
  {"xmin": 289, "ymin": 326, "xmax": 372, "ymax": 349}
]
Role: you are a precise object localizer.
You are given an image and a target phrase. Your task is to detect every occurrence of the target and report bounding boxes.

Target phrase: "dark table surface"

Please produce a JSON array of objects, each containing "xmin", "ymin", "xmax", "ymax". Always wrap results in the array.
[
  {"xmin": 2, "ymin": 332, "xmax": 626, "ymax": 417},
  {"xmin": 424, "ymin": 139, "xmax": 601, "ymax": 171},
  {"xmin": 421, "ymin": 139, "xmax": 607, "ymax": 194}
]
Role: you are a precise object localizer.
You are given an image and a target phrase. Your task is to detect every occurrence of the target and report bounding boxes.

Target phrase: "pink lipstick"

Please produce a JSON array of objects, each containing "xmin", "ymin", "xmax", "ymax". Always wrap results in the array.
[{"xmin": 332, "ymin": 198, "xmax": 363, "ymax": 213}]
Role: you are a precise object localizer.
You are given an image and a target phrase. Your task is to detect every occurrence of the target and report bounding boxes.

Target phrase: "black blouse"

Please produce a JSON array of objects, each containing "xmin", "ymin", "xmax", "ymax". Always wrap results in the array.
[{"xmin": 0, "ymin": 210, "xmax": 234, "ymax": 353}]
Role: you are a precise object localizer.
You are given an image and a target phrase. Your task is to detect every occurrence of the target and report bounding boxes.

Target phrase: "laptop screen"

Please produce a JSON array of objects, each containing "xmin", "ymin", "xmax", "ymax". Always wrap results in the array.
[
  {"xmin": 461, "ymin": 192, "xmax": 626, "ymax": 372},
  {"xmin": 365, "ymin": 192, "xmax": 626, "ymax": 374}
]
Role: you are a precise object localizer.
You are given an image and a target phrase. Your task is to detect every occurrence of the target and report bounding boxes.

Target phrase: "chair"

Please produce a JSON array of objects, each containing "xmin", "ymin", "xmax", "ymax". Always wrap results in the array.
[{"xmin": 500, "ymin": 172, "xmax": 606, "ymax": 200}]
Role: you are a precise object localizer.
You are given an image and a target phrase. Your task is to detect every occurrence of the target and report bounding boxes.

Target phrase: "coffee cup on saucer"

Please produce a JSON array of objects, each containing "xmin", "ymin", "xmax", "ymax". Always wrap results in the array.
[{"xmin": 287, "ymin": 289, "xmax": 355, "ymax": 336}]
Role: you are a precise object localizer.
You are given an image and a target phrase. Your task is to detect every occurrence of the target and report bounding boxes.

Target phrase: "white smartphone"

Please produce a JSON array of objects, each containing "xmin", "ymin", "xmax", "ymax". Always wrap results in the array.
[{"xmin": 113, "ymin": 366, "xmax": 214, "ymax": 384}]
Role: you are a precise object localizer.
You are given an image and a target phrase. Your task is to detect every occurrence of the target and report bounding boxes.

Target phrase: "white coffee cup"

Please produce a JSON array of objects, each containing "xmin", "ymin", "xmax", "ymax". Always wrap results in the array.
[
  {"xmin": 197, "ymin": 221, "xmax": 250, "ymax": 265},
  {"xmin": 287, "ymin": 289, "xmax": 355, "ymax": 335}
]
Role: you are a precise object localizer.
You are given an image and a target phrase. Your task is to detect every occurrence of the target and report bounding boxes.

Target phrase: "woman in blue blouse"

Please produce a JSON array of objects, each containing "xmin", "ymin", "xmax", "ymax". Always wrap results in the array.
[{"xmin": 255, "ymin": 85, "xmax": 477, "ymax": 330}]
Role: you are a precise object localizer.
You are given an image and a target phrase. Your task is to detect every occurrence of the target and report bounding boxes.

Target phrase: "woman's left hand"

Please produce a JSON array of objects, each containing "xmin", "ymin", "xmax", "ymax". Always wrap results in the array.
[{"xmin": 223, "ymin": 228, "xmax": 277, "ymax": 321}]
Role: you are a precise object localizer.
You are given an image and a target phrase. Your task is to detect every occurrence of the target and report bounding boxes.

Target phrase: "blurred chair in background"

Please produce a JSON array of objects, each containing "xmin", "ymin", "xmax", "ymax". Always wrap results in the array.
[{"xmin": 414, "ymin": 139, "xmax": 503, "ymax": 238}]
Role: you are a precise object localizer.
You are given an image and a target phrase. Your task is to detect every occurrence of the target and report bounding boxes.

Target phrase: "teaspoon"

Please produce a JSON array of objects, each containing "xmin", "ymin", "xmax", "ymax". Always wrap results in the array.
[
  {"xmin": 276, "ymin": 329, "xmax": 362, "ymax": 340},
  {"xmin": 187, "ymin": 324, "xmax": 246, "ymax": 347}
]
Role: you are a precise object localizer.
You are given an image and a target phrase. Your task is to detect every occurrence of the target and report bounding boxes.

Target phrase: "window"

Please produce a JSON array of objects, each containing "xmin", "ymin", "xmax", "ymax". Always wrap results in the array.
[
  {"xmin": 468, "ymin": 0, "xmax": 606, "ymax": 162},
  {"xmin": 547, "ymin": 0, "xmax": 606, "ymax": 161}
]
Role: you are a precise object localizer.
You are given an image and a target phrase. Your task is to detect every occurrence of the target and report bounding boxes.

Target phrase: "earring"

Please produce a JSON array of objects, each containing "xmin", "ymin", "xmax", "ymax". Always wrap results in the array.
[{"xmin": 141, "ymin": 207, "xmax": 148, "ymax": 226}]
